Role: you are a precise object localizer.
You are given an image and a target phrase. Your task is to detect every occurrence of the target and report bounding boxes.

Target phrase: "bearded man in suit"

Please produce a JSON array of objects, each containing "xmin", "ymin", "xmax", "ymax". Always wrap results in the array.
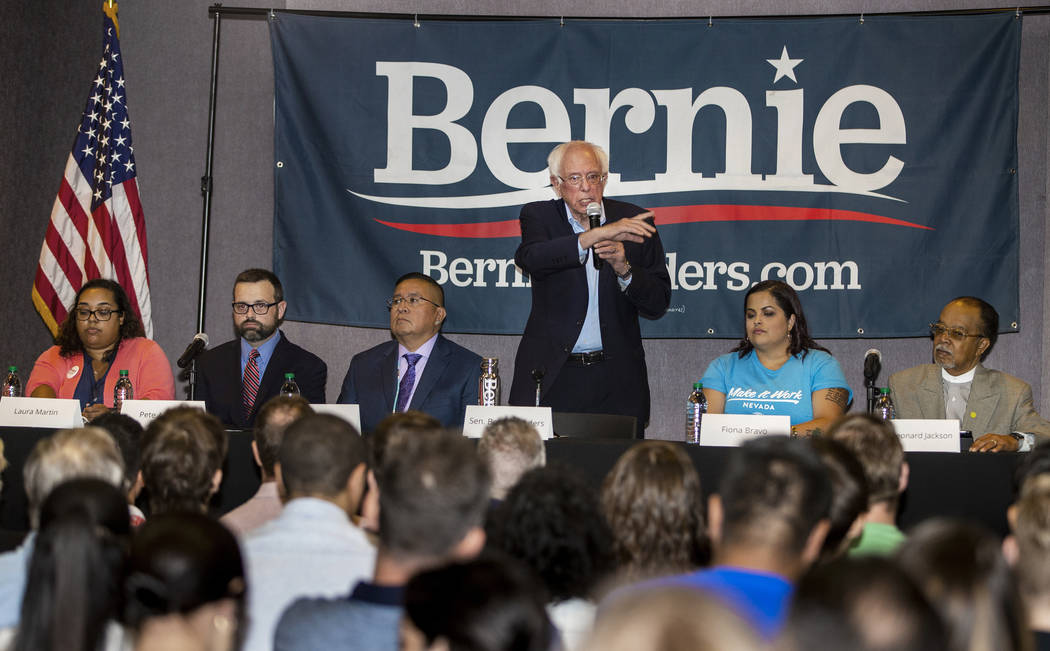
[{"xmin": 197, "ymin": 269, "xmax": 327, "ymax": 428}]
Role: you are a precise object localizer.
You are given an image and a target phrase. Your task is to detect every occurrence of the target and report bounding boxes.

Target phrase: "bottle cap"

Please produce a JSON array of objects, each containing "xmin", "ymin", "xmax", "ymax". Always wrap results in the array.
[
  {"xmin": 7, "ymin": 366, "xmax": 15, "ymax": 373},
  {"xmin": 693, "ymin": 381, "xmax": 703, "ymax": 390},
  {"xmin": 119, "ymin": 370, "xmax": 129, "ymax": 376},
  {"xmin": 284, "ymin": 373, "xmax": 295, "ymax": 379}
]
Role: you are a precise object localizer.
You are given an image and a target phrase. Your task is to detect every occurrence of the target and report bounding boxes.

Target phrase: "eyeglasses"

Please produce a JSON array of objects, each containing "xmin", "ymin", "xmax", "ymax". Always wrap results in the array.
[
  {"xmin": 929, "ymin": 323, "xmax": 985, "ymax": 342},
  {"xmin": 232, "ymin": 301, "xmax": 279, "ymax": 315},
  {"xmin": 386, "ymin": 296, "xmax": 441, "ymax": 310},
  {"xmin": 74, "ymin": 307, "xmax": 121, "ymax": 321},
  {"xmin": 556, "ymin": 172, "xmax": 606, "ymax": 187}
]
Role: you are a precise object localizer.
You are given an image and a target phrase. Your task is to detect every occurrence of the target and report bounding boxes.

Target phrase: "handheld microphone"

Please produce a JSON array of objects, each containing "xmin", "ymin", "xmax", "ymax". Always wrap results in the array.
[
  {"xmin": 863, "ymin": 349, "xmax": 882, "ymax": 384},
  {"xmin": 586, "ymin": 202, "xmax": 602, "ymax": 270},
  {"xmin": 176, "ymin": 333, "xmax": 209, "ymax": 369}
]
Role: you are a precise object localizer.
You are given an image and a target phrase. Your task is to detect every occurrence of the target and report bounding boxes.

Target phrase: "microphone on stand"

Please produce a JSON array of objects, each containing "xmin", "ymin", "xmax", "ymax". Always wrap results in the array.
[
  {"xmin": 176, "ymin": 333, "xmax": 209, "ymax": 369},
  {"xmin": 863, "ymin": 349, "xmax": 882, "ymax": 385},
  {"xmin": 587, "ymin": 202, "xmax": 602, "ymax": 270},
  {"xmin": 863, "ymin": 349, "xmax": 882, "ymax": 414},
  {"xmin": 531, "ymin": 367, "xmax": 545, "ymax": 407}
]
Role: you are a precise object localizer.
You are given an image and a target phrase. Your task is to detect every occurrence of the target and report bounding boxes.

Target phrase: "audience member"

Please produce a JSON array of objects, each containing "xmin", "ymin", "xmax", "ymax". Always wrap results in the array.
[
  {"xmin": 487, "ymin": 465, "xmax": 614, "ymax": 650},
  {"xmin": 359, "ymin": 410, "xmax": 442, "ymax": 534},
  {"xmin": 600, "ymin": 441, "xmax": 708, "ymax": 583},
  {"xmin": 139, "ymin": 407, "xmax": 227, "ymax": 516},
  {"xmin": 275, "ymin": 428, "xmax": 491, "ymax": 651},
  {"xmin": 125, "ymin": 512, "xmax": 246, "ymax": 651},
  {"xmin": 1014, "ymin": 440, "xmax": 1050, "ymax": 496},
  {"xmin": 584, "ymin": 587, "xmax": 763, "ymax": 651},
  {"xmin": 0, "ymin": 438, "xmax": 6, "ymax": 493},
  {"xmin": 92, "ymin": 412, "xmax": 147, "ymax": 526},
  {"xmin": 627, "ymin": 436, "xmax": 831, "ymax": 639},
  {"xmin": 0, "ymin": 426, "xmax": 124, "ymax": 628},
  {"xmin": 9, "ymin": 478, "xmax": 131, "ymax": 651},
  {"xmin": 240, "ymin": 414, "xmax": 374, "ymax": 651},
  {"xmin": 897, "ymin": 518, "xmax": 1028, "ymax": 651},
  {"xmin": 0, "ymin": 438, "xmax": 21, "ymax": 552},
  {"xmin": 221, "ymin": 395, "xmax": 313, "ymax": 536},
  {"xmin": 370, "ymin": 410, "xmax": 442, "ymax": 468},
  {"xmin": 1005, "ymin": 474, "xmax": 1050, "ymax": 649},
  {"xmin": 809, "ymin": 436, "xmax": 869, "ymax": 560},
  {"xmin": 400, "ymin": 555, "xmax": 551, "ymax": 651},
  {"xmin": 477, "ymin": 417, "xmax": 545, "ymax": 501},
  {"xmin": 827, "ymin": 413, "xmax": 908, "ymax": 556},
  {"xmin": 779, "ymin": 556, "xmax": 948, "ymax": 651}
]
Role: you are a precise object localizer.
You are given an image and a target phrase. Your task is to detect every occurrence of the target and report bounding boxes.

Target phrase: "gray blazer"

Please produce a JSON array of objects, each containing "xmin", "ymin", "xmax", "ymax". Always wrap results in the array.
[{"xmin": 888, "ymin": 363, "xmax": 1050, "ymax": 440}]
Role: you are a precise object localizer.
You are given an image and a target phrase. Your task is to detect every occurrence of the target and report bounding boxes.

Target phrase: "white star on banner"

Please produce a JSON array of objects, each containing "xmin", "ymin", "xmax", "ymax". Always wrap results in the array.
[{"xmin": 767, "ymin": 46, "xmax": 803, "ymax": 84}]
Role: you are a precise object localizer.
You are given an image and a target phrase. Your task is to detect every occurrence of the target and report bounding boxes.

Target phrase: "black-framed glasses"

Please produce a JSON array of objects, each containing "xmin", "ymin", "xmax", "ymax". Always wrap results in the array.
[
  {"xmin": 386, "ymin": 296, "xmax": 442, "ymax": 310},
  {"xmin": 232, "ymin": 301, "xmax": 278, "ymax": 315},
  {"xmin": 556, "ymin": 172, "xmax": 606, "ymax": 187},
  {"xmin": 74, "ymin": 307, "xmax": 121, "ymax": 321},
  {"xmin": 929, "ymin": 323, "xmax": 984, "ymax": 342}
]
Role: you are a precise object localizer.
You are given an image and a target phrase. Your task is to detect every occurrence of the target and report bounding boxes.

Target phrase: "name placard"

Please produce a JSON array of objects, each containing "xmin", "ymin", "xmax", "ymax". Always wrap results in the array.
[
  {"xmin": 122, "ymin": 400, "xmax": 206, "ymax": 427},
  {"xmin": 698, "ymin": 413, "xmax": 792, "ymax": 447},
  {"xmin": 310, "ymin": 404, "xmax": 363, "ymax": 434},
  {"xmin": 0, "ymin": 397, "xmax": 82, "ymax": 428},
  {"xmin": 462, "ymin": 406, "xmax": 554, "ymax": 440},
  {"xmin": 890, "ymin": 419, "xmax": 961, "ymax": 453}
]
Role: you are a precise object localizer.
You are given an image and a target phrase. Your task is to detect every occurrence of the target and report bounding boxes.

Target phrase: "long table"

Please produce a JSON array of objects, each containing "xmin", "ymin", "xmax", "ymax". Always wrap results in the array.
[{"xmin": 0, "ymin": 427, "xmax": 1022, "ymax": 537}]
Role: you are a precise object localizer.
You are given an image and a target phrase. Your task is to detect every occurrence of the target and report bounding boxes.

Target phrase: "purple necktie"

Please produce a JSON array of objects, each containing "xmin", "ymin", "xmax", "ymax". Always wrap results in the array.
[{"xmin": 396, "ymin": 353, "xmax": 422, "ymax": 412}]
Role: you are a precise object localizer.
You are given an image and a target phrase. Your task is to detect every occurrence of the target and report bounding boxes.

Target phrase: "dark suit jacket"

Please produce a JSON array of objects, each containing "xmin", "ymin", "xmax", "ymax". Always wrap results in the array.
[
  {"xmin": 889, "ymin": 363, "xmax": 1050, "ymax": 441},
  {"xmin": 508, "ymin": 198, "xmax": 671, "ymax": 426},
  {"xmin": 337, "ymin": 335, "xmax": 482, "ymax": 435},
  {"xmin": 196, "ymin": 332, "xmax": 327, "ymax": 429}
]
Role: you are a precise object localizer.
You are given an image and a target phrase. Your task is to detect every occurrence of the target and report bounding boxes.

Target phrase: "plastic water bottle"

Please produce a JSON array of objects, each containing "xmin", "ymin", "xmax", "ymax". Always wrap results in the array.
[
  {"xmin": 114, "ymin": 370, "xmax": 133, "ymax": 413},
  {"xmin": 686, "ymin": 382, "xmax": 707, "ymax": 444},
  {"xmin": 873, "ymin": 387, "xmax": 896, "ymax": 420},
  {"xmin": 280, "ymin": 373, "xmax": 300, "ymax": 398},
  {"xmin": 2, "ymin": 366, "xmax": 20, "ymax": 397}
]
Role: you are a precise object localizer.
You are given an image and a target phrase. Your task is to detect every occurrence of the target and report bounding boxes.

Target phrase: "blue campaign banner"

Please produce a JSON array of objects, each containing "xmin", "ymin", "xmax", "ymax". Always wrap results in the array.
[{"xmin": 270, "ymin": 13, "xmax": 1019, "ymax": 338}]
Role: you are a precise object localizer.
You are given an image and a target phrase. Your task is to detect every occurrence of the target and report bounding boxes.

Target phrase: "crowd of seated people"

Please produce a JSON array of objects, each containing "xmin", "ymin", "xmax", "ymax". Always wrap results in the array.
[{"xmin": 0, "ymin": 404, "xmax": 1048, "ymax": 651}]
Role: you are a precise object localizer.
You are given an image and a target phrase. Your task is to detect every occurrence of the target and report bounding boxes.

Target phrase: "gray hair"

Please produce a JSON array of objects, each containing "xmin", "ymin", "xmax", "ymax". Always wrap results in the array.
[
  {"xmin": 547, "ymin": 141, "xmax": 610, "ymax": 181},
  {"xmin": 24, "ymin": 427, "xmax": 125, "ymax": 528},
  {"xmin": 477, "ymin": 417, "xmax": 545, "ymax": 500}
]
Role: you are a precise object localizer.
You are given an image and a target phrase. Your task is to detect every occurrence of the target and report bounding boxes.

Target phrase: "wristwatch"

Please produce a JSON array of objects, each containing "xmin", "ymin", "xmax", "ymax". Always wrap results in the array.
[
  {"xmin": 616, "ymin": 262, "xmax": 632, "ymax": 280},
  {"xmin": 1009, "ymin": 431, "xmax": 1033, "ymax": 451}
]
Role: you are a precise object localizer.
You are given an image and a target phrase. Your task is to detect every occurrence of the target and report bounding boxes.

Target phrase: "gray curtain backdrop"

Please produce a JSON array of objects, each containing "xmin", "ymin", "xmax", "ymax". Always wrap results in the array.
[{"xmin": 1, "ymin": 0, "xmax": 1046, "ymax": 440}]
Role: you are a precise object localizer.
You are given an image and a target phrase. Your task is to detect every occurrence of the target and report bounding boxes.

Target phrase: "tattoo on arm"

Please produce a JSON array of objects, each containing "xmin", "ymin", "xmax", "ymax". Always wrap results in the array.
[{"xmin": 825, "ymin": 387, "xmax": 849, "ymax": 409}]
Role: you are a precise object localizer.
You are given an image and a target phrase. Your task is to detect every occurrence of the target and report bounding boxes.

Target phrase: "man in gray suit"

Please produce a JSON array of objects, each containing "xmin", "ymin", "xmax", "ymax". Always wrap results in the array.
[{"xmin": 889, "ymin": 296, "xmax": 1050, "ymax": 452}]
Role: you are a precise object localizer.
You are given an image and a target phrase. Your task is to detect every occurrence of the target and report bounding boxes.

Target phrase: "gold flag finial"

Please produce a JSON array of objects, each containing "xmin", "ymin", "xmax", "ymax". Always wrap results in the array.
[{"xmin": 102, "ymin": 1, "xmax": 119, "ymax": 38}]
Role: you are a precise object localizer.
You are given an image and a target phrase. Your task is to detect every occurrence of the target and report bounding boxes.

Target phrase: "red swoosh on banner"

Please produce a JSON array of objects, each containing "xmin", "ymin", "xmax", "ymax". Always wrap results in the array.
[{"xmin": 374, "ymin": 204, "xmax": 933, "ymax": 238}]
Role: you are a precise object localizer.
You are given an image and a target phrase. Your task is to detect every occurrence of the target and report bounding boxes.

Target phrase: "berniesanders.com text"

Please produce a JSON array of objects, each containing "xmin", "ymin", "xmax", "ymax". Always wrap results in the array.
[{"xmin": 420, "ymin": 249, "xmax": 862, "ymax": 292}]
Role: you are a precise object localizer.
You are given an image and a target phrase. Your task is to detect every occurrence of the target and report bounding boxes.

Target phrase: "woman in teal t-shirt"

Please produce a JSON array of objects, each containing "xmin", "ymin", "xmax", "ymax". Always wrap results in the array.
[{"xmin": 701, "ymin": 280, "xmax": 852, "ymax": 435}]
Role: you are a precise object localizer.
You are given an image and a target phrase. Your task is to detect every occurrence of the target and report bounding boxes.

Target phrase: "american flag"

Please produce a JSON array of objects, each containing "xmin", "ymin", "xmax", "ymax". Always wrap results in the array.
[{"xmin": 32, "ymin": 1, "xmax": 152, "ymax": 338}]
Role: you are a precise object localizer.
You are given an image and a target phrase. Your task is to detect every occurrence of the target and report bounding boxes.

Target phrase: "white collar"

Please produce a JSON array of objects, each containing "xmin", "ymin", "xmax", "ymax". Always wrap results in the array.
[{"xmin": 941, "ymin": 365, "xmax": 977, "ymax": 384}]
